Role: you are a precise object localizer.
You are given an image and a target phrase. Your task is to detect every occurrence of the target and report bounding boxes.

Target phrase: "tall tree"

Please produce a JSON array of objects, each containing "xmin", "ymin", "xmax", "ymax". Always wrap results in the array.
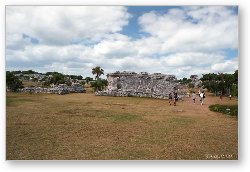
[
  {"xmin": 50, "ymin": 73, "xmax": 65, "ymax": 85},
  {"xmin": 92, "ymin": 66, "xmax": 104, "ymax": 80},
  {"xmin": 6, "ymin": 71, "xmax": 24, "ymax": 92}
]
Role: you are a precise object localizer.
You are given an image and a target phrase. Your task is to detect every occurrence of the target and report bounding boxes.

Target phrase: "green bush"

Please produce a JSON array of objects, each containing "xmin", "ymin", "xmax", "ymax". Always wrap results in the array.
[
  {"xmin": 6, "ymin": 71, "xmax": 24, "ymax": 92},
  {"xmin": 209, "ymin": 104, "xmax": 238, "ymax": 117},
  {"xmin": 91, "ymin": 79, "xmax": 108, "ymax": 91}
]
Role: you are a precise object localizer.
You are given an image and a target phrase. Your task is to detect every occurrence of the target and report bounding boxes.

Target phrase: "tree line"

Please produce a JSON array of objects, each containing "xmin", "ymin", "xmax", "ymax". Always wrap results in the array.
[
  {"xmin": 6, "ymin": 66, "xmax": 107, "ymax": 92},
  {"xmin": 200, "ymin": 70, "xmax": 238, "ymax": 97},
  {"xmin": 6, "ymin": 67, "xmax": 238, "ymax": 96}
]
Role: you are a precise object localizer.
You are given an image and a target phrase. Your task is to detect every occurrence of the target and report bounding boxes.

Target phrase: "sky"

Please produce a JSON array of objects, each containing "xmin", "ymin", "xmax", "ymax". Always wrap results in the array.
[{"xmin": 6, "ymin": 6, "xmax": 238, "ymax": 79}]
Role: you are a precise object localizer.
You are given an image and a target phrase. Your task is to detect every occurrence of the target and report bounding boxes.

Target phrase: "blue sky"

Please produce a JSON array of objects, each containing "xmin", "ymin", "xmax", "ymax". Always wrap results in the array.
[
  {"xmin": 122, "ymin": 6, "xmax": 177, "ymax": 38},
  {"xmin": 6, "ymin": 6, "xmax": 238, "ymax": 78}
]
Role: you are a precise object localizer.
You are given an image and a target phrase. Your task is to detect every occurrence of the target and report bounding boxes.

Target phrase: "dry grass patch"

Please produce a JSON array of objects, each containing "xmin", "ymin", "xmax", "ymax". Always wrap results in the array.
[{"xmin": 6, "ymin": 92, "xmax": 238, "ymax": 160}]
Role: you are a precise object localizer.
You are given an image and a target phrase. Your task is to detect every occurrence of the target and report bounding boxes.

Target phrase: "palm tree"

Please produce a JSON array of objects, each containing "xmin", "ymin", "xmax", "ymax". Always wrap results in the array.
[{"xmin": 92, "ymin": 66, "xmax": 104, "ymax": 80}]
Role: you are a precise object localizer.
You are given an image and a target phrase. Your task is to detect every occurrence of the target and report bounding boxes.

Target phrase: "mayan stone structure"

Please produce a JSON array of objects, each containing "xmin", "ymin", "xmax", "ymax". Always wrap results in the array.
[{"xmin": 96, "ymin": 71, "xmax": 178, "ymax": 99}]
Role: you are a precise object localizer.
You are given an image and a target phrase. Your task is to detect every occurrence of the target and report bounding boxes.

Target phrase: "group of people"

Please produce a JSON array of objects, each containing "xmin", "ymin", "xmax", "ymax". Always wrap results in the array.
[
  {"xmin": 168, "ymin": 89, "xmax": 234, "ymax": 106},
  {"xmin": 192, "ymin": 90, "xmax": 205, "ymax": 105},
  {"xmin": 168, "ymin": 92, "xmax": 178, "ymax": 106},
  {"xmin": 168, "ymin": 90, "xmax": 206, "ymax": 106}
]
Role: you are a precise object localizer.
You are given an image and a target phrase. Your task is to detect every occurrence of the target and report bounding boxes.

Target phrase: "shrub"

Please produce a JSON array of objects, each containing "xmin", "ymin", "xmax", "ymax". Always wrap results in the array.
[
  {"xmin": 209, "ymin": 104, "xmax": 238, "ymax": 117},
  {"xmin": 6, "ymin": 71, "xmax": 24, "ymax": 92},
  {"xmin": 91, "ymin": 79, "xmax": 108, "ymax": 91}
]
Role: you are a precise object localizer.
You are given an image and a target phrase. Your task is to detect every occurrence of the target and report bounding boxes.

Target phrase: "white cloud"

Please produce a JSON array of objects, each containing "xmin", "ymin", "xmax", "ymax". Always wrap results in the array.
[
  {"xmin": 160, "ymin": 52, "xmax": 225, "ymax": 67},
  {"xmin": 6, "ymin": 33, "xmax": 33, "ymax": 50},
  {"xmin": 91, "ymin": 33, "xmax": 136, "ymax": 58},
  {"xmin": 6, "ymin": 6, "xmax": 130, "ymax": 45},
  {"xmin": 211, "ymin": 58, "xmax": 238, "ymax": 73},
  {"xmin": 6, "ymin": 40, "xmax": 237, "ymax": 78},
  {"xmin": 6, "ymin": 6, "xmax": 238, "ymax": 79},
  {"xmin": 138, "ymin": 6, "xmax": 238, "ymax": 53}
]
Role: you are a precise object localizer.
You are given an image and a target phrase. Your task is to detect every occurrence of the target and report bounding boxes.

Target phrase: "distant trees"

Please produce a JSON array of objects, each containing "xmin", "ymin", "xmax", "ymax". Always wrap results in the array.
[
  {"xmin": 7, "ymin": 70, "xmax": 104, "ymax": 92},
  {"xmin": 50, "ymin": 73, "xmax": 66, "ymax": 85},
  {"xmin": 22, "ymin": 70, "xmax": 37, "ymax": 74},
  {"xmin": 42, "ymin": 72, "xmax": 85, "ymax": 86},
  {"xmin": 69, "ymin": 75, "xmax": 83, "ymax": 80},
  {"xmin": 92, "ymin": 66, "xmax": 104, "ymax": 80},
  {"xmin": 84, "ymin": 77, "xmax": 93, "ymax": 84},
  {"xmin": 178, "ymin": 77, "xmax": 196, "ymax": 88},
  {"xmin": 45, "ymin": 71, "xmax": 61, "ymax": 76},
  {"xmin": 42, "ymin": 72, "xmax": 68, "ymax": 86},
  {"xmin": 178, "ymin": 77, "xmax": 192, "ymax": 84},
  {"xmin": 6, "ymin": 71, "xmax": 24, "ymax": 92},
  {"xmin": 200, "ymin": 70, "xmax": 238, "ymax": 97}
]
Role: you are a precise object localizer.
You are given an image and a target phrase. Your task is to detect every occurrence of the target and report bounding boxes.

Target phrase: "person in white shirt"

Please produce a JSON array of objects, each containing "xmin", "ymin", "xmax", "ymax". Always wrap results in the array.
[{"xmin": 200, "ymin": 91, "xmax": 205, "ymax": 105}]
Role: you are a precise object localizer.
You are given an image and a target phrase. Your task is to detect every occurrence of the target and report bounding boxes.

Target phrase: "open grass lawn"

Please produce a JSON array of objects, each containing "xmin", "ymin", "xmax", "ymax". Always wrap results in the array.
[{"xmin": 6, "ymin": 92, "xmax": 238, "ymax": 160}]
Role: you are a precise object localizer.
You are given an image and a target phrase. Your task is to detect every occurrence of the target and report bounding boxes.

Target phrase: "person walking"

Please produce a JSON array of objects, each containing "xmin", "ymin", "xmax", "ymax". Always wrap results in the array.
[
  {"xmin": 192, "ymin": 92, "xmax": 196, "ymax": 104},
  {"xmin": 168, "ymin": 92, "xmax": 173, "ymax": 105},
  {"xmin": 174, "ymin": 92, "xmax": 178, "ymax": 106},
  {"xmin": 200, "ymin": 91, "xmax": 205, "ymax": 105}
]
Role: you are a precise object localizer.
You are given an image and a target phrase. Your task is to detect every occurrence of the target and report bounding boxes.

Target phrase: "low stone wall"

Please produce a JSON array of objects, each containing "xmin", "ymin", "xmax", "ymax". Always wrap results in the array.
[
  {"xmin": 21, "ymin": 84, "xmax": 86, "ymax": 95},
  {"xmin": 96, "ymin": 71, "xmax": 178, "ymax": 99}
]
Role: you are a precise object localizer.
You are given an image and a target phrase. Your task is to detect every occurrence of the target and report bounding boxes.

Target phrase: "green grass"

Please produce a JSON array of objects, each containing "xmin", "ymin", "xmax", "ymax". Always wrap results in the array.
[{"xmin": 209, "ymin": 104, "xmax": 238, "ymax": 117}]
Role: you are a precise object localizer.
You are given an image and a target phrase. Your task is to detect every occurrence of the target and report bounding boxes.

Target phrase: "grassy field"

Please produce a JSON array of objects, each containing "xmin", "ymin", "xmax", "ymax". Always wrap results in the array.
[{"xmin": 6, "ymin": 92, "xmax": 238, "ymax": 160}]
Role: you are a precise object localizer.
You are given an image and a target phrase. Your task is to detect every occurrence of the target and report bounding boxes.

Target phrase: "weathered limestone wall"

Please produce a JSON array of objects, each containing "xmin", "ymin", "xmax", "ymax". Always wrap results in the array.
[
  {"xmin": 96, "ymin": 71, "xmax": 178, "ymax": 99},
  {"xmin": 21, "ymin": 83, "xmax": 86, "ymax": 95}
]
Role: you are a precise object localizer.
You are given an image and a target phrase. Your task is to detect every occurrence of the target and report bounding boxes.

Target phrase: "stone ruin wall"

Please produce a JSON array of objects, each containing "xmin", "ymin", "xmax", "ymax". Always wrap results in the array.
[
  {"xmin": 96, "ymin": 71, "xmax": 178, "ymax": 99},
  {"xmin": 21, "ymin": 83, "xmax": 86, "ymax": 95}
]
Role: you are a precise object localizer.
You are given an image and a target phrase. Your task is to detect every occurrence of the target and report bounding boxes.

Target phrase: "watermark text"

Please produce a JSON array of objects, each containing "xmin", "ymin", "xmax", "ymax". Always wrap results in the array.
[{"xmin": 205, "ymin": 154, "xmax": 238, "ymax": 160}]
